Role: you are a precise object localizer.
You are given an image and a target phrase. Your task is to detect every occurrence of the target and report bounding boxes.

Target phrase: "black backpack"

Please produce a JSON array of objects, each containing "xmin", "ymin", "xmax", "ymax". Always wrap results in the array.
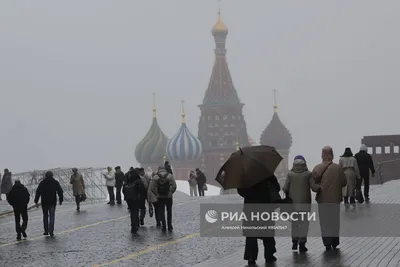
[
  {"xmin": 123, "ymin": 181, "xmax": 140, "ymax": 200},
  {"xmin": 157, "ymin": 173, "xmax": 170, "ymax": 196}
]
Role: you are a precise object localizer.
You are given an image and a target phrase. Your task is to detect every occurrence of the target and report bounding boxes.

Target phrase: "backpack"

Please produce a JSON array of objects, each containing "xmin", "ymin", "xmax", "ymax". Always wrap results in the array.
[{"xmin": 157, "ymin": 173, "xmax": 170, "ymax": 196}]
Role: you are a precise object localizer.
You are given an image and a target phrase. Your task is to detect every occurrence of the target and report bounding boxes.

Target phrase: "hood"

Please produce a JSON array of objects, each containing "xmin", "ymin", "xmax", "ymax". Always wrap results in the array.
[
  {"xmin": 291, "ymin": 159, "xmax": 308, "ymax": 173},
  {"xmin": 360, "ymin": 144, "xmax": 368, "ymax": 152}
]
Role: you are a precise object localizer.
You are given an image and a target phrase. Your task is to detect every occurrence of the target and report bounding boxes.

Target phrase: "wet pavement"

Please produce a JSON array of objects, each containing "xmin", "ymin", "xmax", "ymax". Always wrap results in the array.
[{"xmin": 0, "ymin": 182, "xmax": 399, "ymax": 266}]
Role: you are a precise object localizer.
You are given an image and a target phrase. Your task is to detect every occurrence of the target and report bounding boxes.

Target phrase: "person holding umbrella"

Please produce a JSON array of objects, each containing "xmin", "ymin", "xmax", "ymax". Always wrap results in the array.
[{"xmin": 216, "ymin": 145, "xmax": 283, "ymax": 266}]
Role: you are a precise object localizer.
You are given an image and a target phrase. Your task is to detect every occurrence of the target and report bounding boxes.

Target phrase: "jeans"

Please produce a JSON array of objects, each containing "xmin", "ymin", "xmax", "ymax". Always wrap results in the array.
[
  {"xmin": 115, "ymin": 184, "xmax": 123, "ymax": 204},
  {"xmin": 14, "ymin": 206, "xmax": 28, "ymax": 234},
  {"xmin": 107, "ymin": 186, "xmax": 115, "ymax": 204},
  {"xmin": 158, "ymin": 198, "xmax": 173, "ymax": 228},
  {"xmin": 190, "ymin": 185, "xmax": 198, "ymax": 197},
  {"xmin": 126, "ymin": 200, "xmax": 139, "ymax": 232},
  {"xmin": 198, "ymin": 184, "xmax": 205, "ymax": 196},
  {"xmin": 42, "ymin": 205, "xmax": 56, "ymax": 234}
]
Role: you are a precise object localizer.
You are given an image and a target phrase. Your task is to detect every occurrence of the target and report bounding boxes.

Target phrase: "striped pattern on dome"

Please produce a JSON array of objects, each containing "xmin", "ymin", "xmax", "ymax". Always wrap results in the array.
[
  {"xmin": 135, "ymin": 118, "xmax": 169, "ymax": 164},
  {"xmin": 166, "ymin": 123, "xmax": 202, "ymax": 162}
]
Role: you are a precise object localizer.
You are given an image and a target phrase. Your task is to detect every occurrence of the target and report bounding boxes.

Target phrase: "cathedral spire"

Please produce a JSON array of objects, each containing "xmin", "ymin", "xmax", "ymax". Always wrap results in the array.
[
  {"xmin": 273, "ymin": 89, "xmax": 278, "ymax": 113},
  {"xmin": 181, "ymin": 100, "xmax": 186, "ymax": 123},
  {"xmin": 201, "ymin": 5, "xmax": 241, "ymax": 107},
  {"xmin": 152, "ymin": 92, "xmax": 157, "ymax": 118}
]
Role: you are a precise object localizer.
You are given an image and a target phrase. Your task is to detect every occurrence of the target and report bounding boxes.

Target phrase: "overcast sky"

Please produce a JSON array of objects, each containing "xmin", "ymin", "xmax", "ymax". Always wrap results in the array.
[{"xmin": 1, "ymin": 0, "xmax": 399, "ymax": 173}]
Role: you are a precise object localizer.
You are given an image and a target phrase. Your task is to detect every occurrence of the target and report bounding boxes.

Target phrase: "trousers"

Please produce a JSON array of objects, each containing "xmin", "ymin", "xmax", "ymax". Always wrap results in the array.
[
  {"xmin": 244, "ymin": 237, "xmax": 276, "ymax": 261},
  {"xmin": 190, "ymin": 185, "xmax": 198, "ymax": 197},
  {"xmin": 318, "ymin": 204, "xmax": 340, "ymax": 247},
  {"xmin": 14, "ymin": 206, "xmax": 28, "ymax": 234},
  {"xmin": 42, "ymin": 205, "xmax": 56, "ymax": 234},
  {"xmin": 126, "ymin": 200, "xmax": 139, "ymax": 231},
  {"xmin": 115, "ymin": 184, "xmax": 123, "ymax": 204},
  {"xmin": 107, "ymin": 186, "xmax": 115, "ymax": 203},
  {"xmin": 158, "ymin": 198, "xmax": 173, "ymax": 228}
]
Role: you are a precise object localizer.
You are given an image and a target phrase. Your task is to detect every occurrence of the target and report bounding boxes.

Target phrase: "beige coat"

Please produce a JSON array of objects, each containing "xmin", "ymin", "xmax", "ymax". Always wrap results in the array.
[
  {"xmin": 147, "ymin": 178, "xmax": 158, "ymax": 203},
  {"xmin": 339, "ymin": 156, "xmax": 360, "ymax": 197},
  {"xmin": 312, "ymin": 161, "xmax": 347, "ymax": 203},
  {"xmin": 70, "ymin": 173, "xmax": 85, "ymax": 196},
  {"xmin": 150, "ymin": 168, "xmax": 177, "ymax": 199},
  {"xmin": 283, "ymin": 159, "xmax": 320, "ymax": 205}
]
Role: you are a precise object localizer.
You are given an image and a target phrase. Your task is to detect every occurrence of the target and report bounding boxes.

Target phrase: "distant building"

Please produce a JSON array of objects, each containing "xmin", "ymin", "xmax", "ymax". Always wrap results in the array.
[
  {"xmin": 259, "ymin": 95, "xmax": 293, "ymax": 182},
  {"xmin": 134, "ymin": 9, "xmax": 293, "ymax": 189}
]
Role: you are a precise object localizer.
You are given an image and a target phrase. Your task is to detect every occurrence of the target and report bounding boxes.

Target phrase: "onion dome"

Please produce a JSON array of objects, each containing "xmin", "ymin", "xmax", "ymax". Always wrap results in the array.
[
  {"xmin": 166, "ymin": 101, "xmax": 202, "ymax": 162},
  {"xmin": 135, "ymin": 95, "xmax": 169, "ymax": 164},
  {"xmin": 260, "ymin": 95, "xmax": 292, "ymax": 150},
  {"xmin": 212, "ymin": 11, "xmax": 228, "ymax": 36}
]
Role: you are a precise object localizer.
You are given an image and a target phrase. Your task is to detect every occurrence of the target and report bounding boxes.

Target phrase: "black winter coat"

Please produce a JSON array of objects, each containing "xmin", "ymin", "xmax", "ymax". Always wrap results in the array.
[
  {"xmin": 123, "ymin": 176, "xmax": 143, "ymax": 201},
  {"xmin": 354, "ymin": 151, "xmax": 375, "ymax": 179},
  {"xmin": 237, "ymin": 176, "xmax": 281, "ymax": 238},
  {"xmin": 115, "ymin": 170, "xmax": 125, "ymax": 186},
  {"xmin": 7, "ymin": 183, "xmax": 30, "ymax": 209},
  {"xmin": 34, "ymin": 177, "xmax": 64, "ymax": 207}
]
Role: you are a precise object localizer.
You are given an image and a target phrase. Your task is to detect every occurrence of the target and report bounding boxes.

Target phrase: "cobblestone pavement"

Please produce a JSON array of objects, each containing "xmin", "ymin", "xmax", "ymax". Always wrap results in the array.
[{"xmin": 0, "ymin": 182, "xmax": 399, "ymax": 267}]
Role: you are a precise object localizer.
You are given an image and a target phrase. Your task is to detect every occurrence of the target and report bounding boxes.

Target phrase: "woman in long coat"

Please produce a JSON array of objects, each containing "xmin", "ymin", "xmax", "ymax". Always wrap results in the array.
[
  {"xmin": 70, "ymin": 168, "xmax": 85, "ymax": 211},
  {"xmin": 1, "ymin": 169, "xmax": 13, "ymax": 198},
  {"xmin": 339, "ymin": 147, "xmax": 360, "ymax": 207},
  {"xmin": 148, "ymin": 171, "xmax": 161, "ymax": 227}
]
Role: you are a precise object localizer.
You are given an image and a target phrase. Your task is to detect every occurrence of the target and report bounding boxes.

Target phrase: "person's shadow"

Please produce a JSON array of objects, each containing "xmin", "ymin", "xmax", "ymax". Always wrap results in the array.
[{"xmin": 322, "ymin": 249, "xmax": 343, "ymax": 265}]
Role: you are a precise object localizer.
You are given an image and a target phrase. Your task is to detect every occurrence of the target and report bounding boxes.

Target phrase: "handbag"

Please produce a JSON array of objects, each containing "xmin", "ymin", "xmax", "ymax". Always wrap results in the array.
[
  {"xmin": 203, "ymin": 184, "xmax": 208, "ymax": 191},
  {"xmin": 149, "ymin": 203, "xmax": 154, "ymax": 218},
  {"xmin": 80, "ymin": 193, "xmax": 87, "ymax": 202}
]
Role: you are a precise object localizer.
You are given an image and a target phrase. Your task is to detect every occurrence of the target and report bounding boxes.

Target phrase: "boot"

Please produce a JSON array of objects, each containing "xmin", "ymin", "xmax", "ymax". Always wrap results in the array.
[
  {"xmin": 16, "ymin": 233, "xmax": 22, "ymax": 241},
  {"xmin": 247, "ymin": 259, "xmax": 256, "ymax": 266},
  {"xmin": 292, "ymin": 241, "xmax": 298, "ymax": 250},
  {"xmin": 168, "ymin": 224, "xmax": 173, "ymax": 232},
  {"xmin": 265, "ymin": 255, "xmax": 277, "ymax": 263},
  {"xmin": 325, "ymin": 245, "xmax": 332, "ymax": 251},
  {"xmin": 140, "ymin": 219, "xmax": 144, "ymax": 226},
  {"xmin": 299, "ymin": 243, "xmax": 308, "ymax": 253},
  {"xmin": 22, "ymin": 231, "xmax": 27, "ymax": 238}
]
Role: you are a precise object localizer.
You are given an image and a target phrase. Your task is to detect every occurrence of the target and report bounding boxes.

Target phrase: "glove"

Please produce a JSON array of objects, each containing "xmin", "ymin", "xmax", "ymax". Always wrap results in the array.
[{"xmin": 59, "ymin": 200, "xmax": 63, "ymax": 206}]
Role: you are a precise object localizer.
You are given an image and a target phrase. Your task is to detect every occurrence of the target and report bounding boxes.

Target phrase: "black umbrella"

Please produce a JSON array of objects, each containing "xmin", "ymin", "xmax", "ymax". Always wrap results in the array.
[{"xmin": 215, "ymin": 145, "xmax": 283, "ymax": 190}]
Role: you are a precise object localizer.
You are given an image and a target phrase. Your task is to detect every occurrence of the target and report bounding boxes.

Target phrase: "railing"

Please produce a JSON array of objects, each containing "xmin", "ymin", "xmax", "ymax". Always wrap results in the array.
[
  {"xmin": 13, "ymin": 167, "xmax": 108, "ymax": 202},
  {"xmin": 376, "ymin": 158, "xmax": 400, "ymax": 184}
]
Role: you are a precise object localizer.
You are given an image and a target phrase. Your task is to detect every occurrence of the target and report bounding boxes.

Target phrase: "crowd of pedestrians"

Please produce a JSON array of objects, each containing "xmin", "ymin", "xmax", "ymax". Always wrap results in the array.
[
  {"xmin": 239, "ymin": 144, "xmax": 376, "ymax": 266},
  {"xmin": 102, "ymin": 161, "xmax": 177, "ymax": 233}
]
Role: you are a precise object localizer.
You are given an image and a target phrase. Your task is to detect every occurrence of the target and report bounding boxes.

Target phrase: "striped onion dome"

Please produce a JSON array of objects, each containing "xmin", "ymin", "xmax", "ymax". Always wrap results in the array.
[
  {"xmin": 135, "ymin": 115, "xmax": 169, "ymax": 165},
  {"xmin": 166, "ymin": 107, "xmax": 202, "ymax": 162}
]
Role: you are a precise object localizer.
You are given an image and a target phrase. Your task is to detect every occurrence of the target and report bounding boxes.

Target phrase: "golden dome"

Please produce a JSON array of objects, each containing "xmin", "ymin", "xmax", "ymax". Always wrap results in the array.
[{"xmin": 212, "ymin": 13, "xmax": 228, "ymax": 33}]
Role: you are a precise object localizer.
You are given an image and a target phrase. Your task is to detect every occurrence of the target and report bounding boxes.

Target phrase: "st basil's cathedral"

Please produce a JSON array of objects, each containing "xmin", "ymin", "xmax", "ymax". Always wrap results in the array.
[{"xmin": 134, "ymin": 11, "xmax": 292, "ymax": 190}]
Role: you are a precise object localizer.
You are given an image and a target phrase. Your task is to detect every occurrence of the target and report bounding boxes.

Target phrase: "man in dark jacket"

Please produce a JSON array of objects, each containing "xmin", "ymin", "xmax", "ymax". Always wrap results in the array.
[
  {"xmin": 34, "ymin": 171, "xmax": 64, "ymax": 237},
  {"xmin": 7, "ymin": 180, "xmax": 30, "ymax": 240},
  {"xmin": 123, "ymin": 169, "xmax": 144, "ymax": 234},
  {"xmin": 354, "ymin": 144, "xmax": 375, "ymax": 203},
  {"xmin": 115, "ymin": 166, "xmax": 125, "ymax": 205},
  {"xmin": 195, "ymin": 168, "xmax": 207, "ymax": 196},
  {"xmin": 237, "ymin": 176, "xmax": 280, "ymax": 266}
]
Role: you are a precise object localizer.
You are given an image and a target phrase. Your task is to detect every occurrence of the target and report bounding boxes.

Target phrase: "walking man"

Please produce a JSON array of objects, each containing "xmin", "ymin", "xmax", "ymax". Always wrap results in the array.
[
  {"xmin": 34, "ymin": 171, "xmax": 64, "ymax": 237},
  {"xmin": 312, "ymin": 146, "xmax": 347, "ymax": 250},
  {"xmin": 354, "ymin": 144, "xmax": 375, "ymax": 203},
  {"xmin": 123, "ymin": 169, "xmax": 144, "ymax": 234},
  {"xmin": 103, "ymin": 167, "xmax": 116, "ymax": 205},
  {"xmin": 7, "ymin": 180, "xmax": 30, "ymax": 240},
  {"xmin": 150, "ymin": 165, "xmax": 177, "ymax": 232},
  {"xmin": 115, "ymin": 166, "xmax": 125, "ymax": 205}
]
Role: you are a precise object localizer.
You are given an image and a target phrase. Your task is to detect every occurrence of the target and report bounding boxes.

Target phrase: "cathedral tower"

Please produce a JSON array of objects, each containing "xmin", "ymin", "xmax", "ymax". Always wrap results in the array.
[
  {"xmin": 259, "ymin": 90, "xmax": 292, "ymax": 182},
  {"xmin": 198, "ymin": 10, "xmax": 249, "ymax": 183}
]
